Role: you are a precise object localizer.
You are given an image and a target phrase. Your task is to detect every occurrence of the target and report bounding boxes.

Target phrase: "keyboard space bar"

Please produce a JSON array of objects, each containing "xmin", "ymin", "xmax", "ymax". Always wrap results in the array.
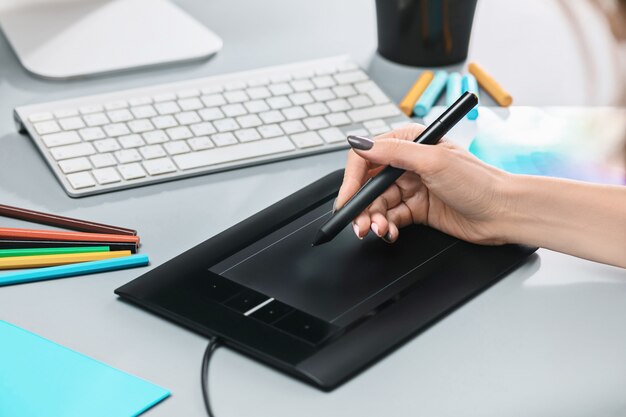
[{"xmin": 174, "ymin": 137, "xmax": 296, "ymax": 170}]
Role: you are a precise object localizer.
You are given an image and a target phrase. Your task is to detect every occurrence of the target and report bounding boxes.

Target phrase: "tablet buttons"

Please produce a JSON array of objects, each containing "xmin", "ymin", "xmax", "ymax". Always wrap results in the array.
[
  {"xmin": 198, "ymin": 272, "xmax": 245, "ymax": 302},
  {"xmin": 249, "ymin": 300, "xmax": 293, "ymax": 324},
  {"xmin": 225, "ymin": 289, "xmax": 268, "ymax": 313},
  {"xmin": 274, "ymin": 311, "xmax": 333, "ymax": 345}
]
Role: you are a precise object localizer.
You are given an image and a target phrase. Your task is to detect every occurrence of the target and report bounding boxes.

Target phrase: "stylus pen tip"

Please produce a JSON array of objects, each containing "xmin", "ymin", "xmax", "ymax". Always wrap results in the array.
[{"xmin": 311, "ymin": 230, "xmax": 331, "ymax": 246}]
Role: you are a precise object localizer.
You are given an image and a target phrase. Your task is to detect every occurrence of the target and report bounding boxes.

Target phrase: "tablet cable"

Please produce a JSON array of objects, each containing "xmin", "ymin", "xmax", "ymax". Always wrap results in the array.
[{"xmin": 201, "ymin": 337, "xmax": 222, "ymax": 417}]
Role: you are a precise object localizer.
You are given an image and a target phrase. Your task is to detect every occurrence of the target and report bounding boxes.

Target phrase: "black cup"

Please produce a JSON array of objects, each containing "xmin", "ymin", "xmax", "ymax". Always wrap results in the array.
[{"xmin": 375, "ymin": 0, "xmax": 478, "ymax": 67}]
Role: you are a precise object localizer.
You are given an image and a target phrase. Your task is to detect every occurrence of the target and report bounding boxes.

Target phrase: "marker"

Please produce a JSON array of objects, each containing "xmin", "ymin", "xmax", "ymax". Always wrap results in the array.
[
  {"xmin": 398, "ymin": 71, "xmax": 434, "ymax": 116},
  {"xmin": 312, "ymin": 92, "xmax": 478, "ymax": 246},
  {"xmin": 0, "ymin": 246, "xmax": 109, "ymax": 258},
  {"xmin": 462, "ymin": 74, "xmax": 479, "ymax": 120},
  {"xmin": 0, "ymin": 250, "xmax": 132, "ymax": 270},
  {"xmin": 468, "ymin": 62, "xmax": 513, "ymax": 107},
  {"xmin": 446, "ymin": 72, "xmax": 463, "ymax": 107},
  {"xmin": 413, "ymin": 70, "xmax": 448, "ymax": 117},
  {"xmin": 0, "ymin": 254, "xmax": 149, "ymax": 286}
]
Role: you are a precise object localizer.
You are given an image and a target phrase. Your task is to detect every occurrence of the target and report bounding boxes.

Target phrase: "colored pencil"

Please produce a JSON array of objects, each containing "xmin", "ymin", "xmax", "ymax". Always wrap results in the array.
[
  {"xmin": 0, "ymin": 246, "xmax": 109, "ymax": 258},
  {"xmin": 0, "ymin": 204, "xmax": 136, "ymax": 236},
  {"xmin": 0, "ymin": 240, "xmax": 137, "ymax": 253},
  {"xmin": 0, "ymin": 250, "xmax": 132, "ymax": 270},
  {"xmin": 468, "ymin": 62, "xmax": 513, "ymax": 107},
  {"xmin": 0, "ymin": 254, "xmax": 149, "ymax": 286},
  {"xmin": 0, "ymin": 227, "xmax": 139, "ymax": 244},
  {"xmin": 462, "ymin": 74, "xmax": 480, "ymax": 120},
  {"xmin": 414, "ymin": 71, "xmax": 448, "ymax": 117},
  {"xmin": 399, "ymin": 71, "xmax": 434, "ymax": 116}
]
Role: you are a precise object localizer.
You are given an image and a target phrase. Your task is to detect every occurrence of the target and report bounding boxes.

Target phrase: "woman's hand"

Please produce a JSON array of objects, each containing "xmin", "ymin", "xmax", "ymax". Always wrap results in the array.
[{"xmin": 336, "ymin": 123, "xmax": 513, "ymax": 245}]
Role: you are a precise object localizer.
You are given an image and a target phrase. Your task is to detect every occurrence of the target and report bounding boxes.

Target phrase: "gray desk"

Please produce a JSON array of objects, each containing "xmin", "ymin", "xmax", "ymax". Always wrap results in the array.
[{"xmin": 1, "ymin": 1, "xmax": 625, "ymax": 416}]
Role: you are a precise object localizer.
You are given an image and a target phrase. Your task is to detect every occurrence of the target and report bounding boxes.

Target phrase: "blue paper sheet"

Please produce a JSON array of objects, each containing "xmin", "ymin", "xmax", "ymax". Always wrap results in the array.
[{"xmin": 0, "ymin": 320, "xmax": 169, "ymax": 417}]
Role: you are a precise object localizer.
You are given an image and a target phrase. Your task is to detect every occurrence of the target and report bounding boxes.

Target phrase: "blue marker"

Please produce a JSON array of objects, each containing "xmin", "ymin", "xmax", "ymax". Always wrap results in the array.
[
  {"xmin": 414, "ymin": 70, "xmax": 448, "ymax": 117},
  {"xmin": 0, "ymin": 254, "xmax": 149, "ymax": 286},
  {"xmin": 446, "ymin": 72, "xmax": 463, "ymax": 107},
  {"xmin": 462, "ymin": 74, "xmax": 480, "ymax": 120}
]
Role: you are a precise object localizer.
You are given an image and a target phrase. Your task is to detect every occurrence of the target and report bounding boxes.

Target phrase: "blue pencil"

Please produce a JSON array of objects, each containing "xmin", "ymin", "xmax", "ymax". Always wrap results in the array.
[
  {"xmin": 462, "ymin": 74, "xmax": 480, "ymax": 120},
  {"xmin": 0, "ymin": 254, "xmax": 149, "ymax": 286},
  {"xmin": 414, "ymin": 70, "xmax": 448, "ymax": 117},
  {"xmin": 446, "ymin": 72, "xmax": 463, "ymax": 107}
]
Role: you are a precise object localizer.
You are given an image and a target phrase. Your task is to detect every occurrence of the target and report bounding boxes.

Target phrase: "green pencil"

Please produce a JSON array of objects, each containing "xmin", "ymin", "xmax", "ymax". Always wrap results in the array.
[{"xmin": 0, "ymin": 246, "xmax": 110, "ymax": 258}]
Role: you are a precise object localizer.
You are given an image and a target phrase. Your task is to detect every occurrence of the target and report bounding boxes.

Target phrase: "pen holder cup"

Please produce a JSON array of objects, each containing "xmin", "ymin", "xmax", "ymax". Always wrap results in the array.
[{"xmin": 375, "ymin": 0, "xmax": 478, "ymax": 67}]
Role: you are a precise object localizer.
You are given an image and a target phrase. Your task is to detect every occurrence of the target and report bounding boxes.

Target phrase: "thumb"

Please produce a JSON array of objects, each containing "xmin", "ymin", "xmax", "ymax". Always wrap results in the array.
[{"xmin": 347, "ymin": 136, "xmax": 444, "ymax": 176}]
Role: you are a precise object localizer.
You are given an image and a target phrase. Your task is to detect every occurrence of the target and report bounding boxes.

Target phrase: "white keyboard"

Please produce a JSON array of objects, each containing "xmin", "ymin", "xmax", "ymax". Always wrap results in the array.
[{"xmin": 14, "ymin": 56, "xmax": 411, "ymax": 197}]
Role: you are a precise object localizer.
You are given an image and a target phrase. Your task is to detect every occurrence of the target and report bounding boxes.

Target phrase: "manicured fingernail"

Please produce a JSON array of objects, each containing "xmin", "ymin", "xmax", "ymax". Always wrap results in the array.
[
  {"xmin": 383, "ymin": 231, "xmax": 393, "ymax": 243},
  {"xmin": 347, "ymin": 135, "xmax": 374, "ymax": 151},
  {"xmin": 352, "ymin": 223, "xmax": 363, "ymax": 239},
  {"xmin": 371, "ymin": 223, "xmax": 380, "ymax": 237}
]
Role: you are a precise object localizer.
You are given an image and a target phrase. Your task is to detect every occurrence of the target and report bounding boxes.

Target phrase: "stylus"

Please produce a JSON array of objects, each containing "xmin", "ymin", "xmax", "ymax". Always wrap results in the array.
[{"xmin": 312, "ymin": 91, "xmax": 478, "ymax": 246}]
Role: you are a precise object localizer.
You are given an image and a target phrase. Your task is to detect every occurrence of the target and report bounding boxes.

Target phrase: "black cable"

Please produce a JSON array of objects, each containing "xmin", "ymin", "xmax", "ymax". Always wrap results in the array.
[{"xmin": 201, "ymin": 337, "xmax": 221, "ymax": 417}]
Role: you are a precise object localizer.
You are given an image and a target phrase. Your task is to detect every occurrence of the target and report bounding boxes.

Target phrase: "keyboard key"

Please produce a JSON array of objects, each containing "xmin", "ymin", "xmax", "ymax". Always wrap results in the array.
[
  {"xmin": 92, "ymin": 167, "xmax": 121, "ymax": 184},
  {"xmin": 154, "ymin": 101, "xmax": 180, "ymax": 115},
  {"xmin": 267, "ymin": 96, "xmax": 291, "ymax": 110},
  {"xmin": 166, "ymin": 126, "xmax": 193, "ymax": 140},
  {"xmin": 34, "ymin": 121, "xmax": 60, "ymax": 135},
  {"xmin": 247, "ymin": 77, "xmax": 269, "ymax": 87},
  {"xmin": 325, "ymin": 112, "xmax": 351, "ymax": 126},
  {"xmin": 363, "ymin": 119, "xmax": 387, "ymax": 130},
  {"xmin": 58, "ymin": 157, "xmax": 91, "ymax": 174},
  {"xmin": 103, "ymin": 123, "xmax": 131, "ymax": 137},
  {"xmin": 213, "ymin": 118, "xmax": 240, "ymax": 133},
  {"xmin": 90, "ymin": 153, "xmax": 117, "ymax": 168},
  {"xmin": 282, "ymin": 106, "xmax": 307, "ymax": 120},
  {"xmin": 221, "ymin": 104, "xmax": 247, "ymax": 117},
  {"xmin": 304, "ymin": 103, "xmax": 330, "ymax": 116},
  {"xmin": 177, "ymin": 97, "xmax": 203, "ymax": 111},
  {"xmin": 118, "ymin": 134, "xmax": 145, "ymax": 149},
  {"xmin": 143, "ymin": 157, "xmax": 177, "ymax": 175},
  {"xmin": 319, "ymin": 127, "xmax": 346, "ymax": 143},
  {"xmin": 177, "ymin": 89, "xmax": 200, "ymax": 98},
  {"xmin": 201, "ymin": 94, "xmax": 227, "ymax": 107},
  {"xmin": 143, "ymin": 130, "xmax": 169, "ymax": 144},
  {"xmin": 174, "ymin": 136, "xmax": 295, "ymax": 170},
  {"xmin": 211, "ymin": 132, "xmax": 238, "ymax": 147},
  {"xmin": 131, "ymin": 105, "xmax": 157, "ymax": 119},
  {"xmin": 93, "ymin": 138, "xmax": 121, "ymax": 153},
  {"xmin": 187, "ymin": 136, "xmax": 214, "ymax": 151},
  {"xmin": 198, "ymin": 107, "xmax": 225, "ymax": 121},
  {"xmin": 235, "ymin": 128, "xmax": 261, "ymax": 142},
  {"xmin": 50, "ymin": 142, "xmax": 96, "ymax": 161},
  {"xmin": 78, "ymin": 127, "xmax": 106, "ymax": 141},
  {"xmin": 151, "ymin": 115, "xmax": 178, "ymax": 129},
  {"xmin": 334, "ymin": 70, "xmax": 368, "ymax": 84},
  {"xmin": 288, "ymin": 92, "xmax": 314, "ymax": 105},
  {"xmin": 303, "ymin": 116, "xmax": 328, "ymax": 130},
  {"xmin": 290, "ymin": 79, "xmax": 315, "ymax": 92},
  {"xmin": 128, "ymin": 119, "xmax": 154, "ymax": 133},
  {"xmin": 259, "ymin": 110, "xmax": 285, "ymax": 124},
  {"xmin": 107, "ymin": 109, "xmax": 134, "ymax": 123},
  {"xmin": 224, "ymin": 90, "xmax": 249, "ymax": 103},
  {"xmin": 128, "ymin": 96, "xmax": 152, "ymax": 106},
  {"xmin": 115, "ymin": 149, "xmax": 142, "ymax": 163},
  {"xmin": 291, "ymin": 69, "xmax": 314, "ymax": 79},
  {"xmin": 311, "ymin": 88, "xmax": 336, "ymax": 101},
  {"xmin": 175, "ymin": 111, "xmax": 201, "ymax": 125},
  {"xmin": 41, "ymin": 131, "xmax": 81, "ymax": 148},
  {"xmin": 139, "ymin": 144, "xmax": 167, "ymax": 159},
  {"xmin": 327, "ymin": 99, "xmax": 351, "ymax": 112},
  {"xmin": 224, "ymin": 81, "xmax": 246, "ymax": 91},
  {"xmin": 118, "ymin": 163, "xmax": 147, "ymax": 180},
  {"xmin": 190, "ymin": 122, "xmax": 217, "ymax": 136},
  {"xmin": 54, "ymin": 109, "xmax": 78, "ymax": 118},
  {"xmin": 244, "ymin": 100, "xmax": 270, "ymax": 114},
  {"xmin": 290, "ymin": 131, "xmax": 324, "ymax": 148},
  {"xmin": 29, "ymin": 112, "xmax": 53, "ymax": 122},
  {"xmin": 312, "ymin": 75, "xmax": 335, "ymax": 88},
  {"xmin": 104, "ymin": 100, "xmax": 128, "ymax": 110},
  {"xmin": 237, "ymin": 114, "xmax": 263, "ymax": 128},
  {"xmin": 258, "ymin": 124, "xmax": 283, "ymax": 138},
  {"xmin": 269, "ymin": 83, "xmax": 293, "ymax": 96},
  {"xmin": 154, "ymin": 92, "xmax": 176, "ymax": 102},
  {"xmin": 58, "ymin": 117, "xmax": 86, "ymax": 131},
  {"xmin": 348, "ymin": 104, "xmax": 400, "ymax": 123},
  {"xmin": 280, "ymin": 120, "xmax": 306, "ymax": 134},
  {"xmin": 246, "ymin": 86, "xmax": 271, "ymax": 99},
  {"xmin": 163, "ymin": 141, "xmax": 191, "ymax": 155},
  {"xmin": 348, "ymin": 95, "xmax": 373, "ymax": 109},
  {"xmin": 66, "ymin": 172, "xmax": 96, "ymax": 189},
  {"xmin": 333, "ymin": 85, "xmax": 357, "ymax": 98},
  {"xmin": 346, "ymin": 128, "xmax": 369, "ymax": 137},
  {"xmin": 79, "ymin": 104, "xmax": 103, "ymax": 114},
  {"xmin": 200, "ymin": 85, "xmax": 223, "ymax": 94},
  {"xmin": 354, "ymin": 81, "xmax": 390, "ymax": 104}
]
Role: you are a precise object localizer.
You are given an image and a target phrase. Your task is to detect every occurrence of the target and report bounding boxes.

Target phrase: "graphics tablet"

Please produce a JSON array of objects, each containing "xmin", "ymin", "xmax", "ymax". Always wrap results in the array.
[{"xmin": 115, "ymin": 170, "xmax": 536, "ymax": 390}]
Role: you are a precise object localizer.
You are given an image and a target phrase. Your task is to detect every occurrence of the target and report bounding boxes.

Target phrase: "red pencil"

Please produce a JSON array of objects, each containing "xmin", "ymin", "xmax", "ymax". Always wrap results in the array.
[{"xmin": 0, "ymin": 227, "xmax": 140, "ymax": 244}]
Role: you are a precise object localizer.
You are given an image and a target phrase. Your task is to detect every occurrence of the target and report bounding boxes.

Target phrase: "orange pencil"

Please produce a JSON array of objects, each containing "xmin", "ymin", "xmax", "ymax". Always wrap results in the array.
[{"xmin": 0, "ymin": 227, "xmax": 139, "ymax": 244}]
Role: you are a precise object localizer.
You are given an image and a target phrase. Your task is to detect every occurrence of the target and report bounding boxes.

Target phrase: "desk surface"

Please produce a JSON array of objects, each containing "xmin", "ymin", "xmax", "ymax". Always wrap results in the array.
[{"xmin": 1, "ymin": 0, "xmax": 625, "ymax": 416}]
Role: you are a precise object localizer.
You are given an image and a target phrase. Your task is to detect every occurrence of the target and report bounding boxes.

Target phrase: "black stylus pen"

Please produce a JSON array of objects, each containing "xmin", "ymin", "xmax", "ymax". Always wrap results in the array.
[{"xmin": 312, "ymin": 91, "xmax": 478, "ymax": 246}]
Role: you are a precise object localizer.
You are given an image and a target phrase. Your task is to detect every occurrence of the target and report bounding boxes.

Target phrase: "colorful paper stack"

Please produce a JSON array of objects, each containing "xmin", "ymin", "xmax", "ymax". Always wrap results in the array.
[
  {"xmin": 398, "ymin": 61, "xmax": 513, "ymax": 119},
  {"xmin": 0, "ymin": 204, "xmax": 148, "ymax": 286}
]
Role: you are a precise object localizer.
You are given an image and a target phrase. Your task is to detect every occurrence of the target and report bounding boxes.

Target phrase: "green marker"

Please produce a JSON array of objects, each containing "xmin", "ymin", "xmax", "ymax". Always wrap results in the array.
[{"xmin": 0, "ymin": 246, "xmax": 110, "ymax": 258}]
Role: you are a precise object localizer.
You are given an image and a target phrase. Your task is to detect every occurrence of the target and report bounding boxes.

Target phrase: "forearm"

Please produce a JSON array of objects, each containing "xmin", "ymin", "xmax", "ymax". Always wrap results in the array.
[{"xmin": 500, "ymin": 175, "xmax": 626, "ymax": 268}]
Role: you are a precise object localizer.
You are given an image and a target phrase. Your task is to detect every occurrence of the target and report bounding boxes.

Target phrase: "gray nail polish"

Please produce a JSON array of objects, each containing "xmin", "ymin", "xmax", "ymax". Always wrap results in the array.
[{"xmin": 347, "ymin": 135, "xmax": 374, "ymax": 151}]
